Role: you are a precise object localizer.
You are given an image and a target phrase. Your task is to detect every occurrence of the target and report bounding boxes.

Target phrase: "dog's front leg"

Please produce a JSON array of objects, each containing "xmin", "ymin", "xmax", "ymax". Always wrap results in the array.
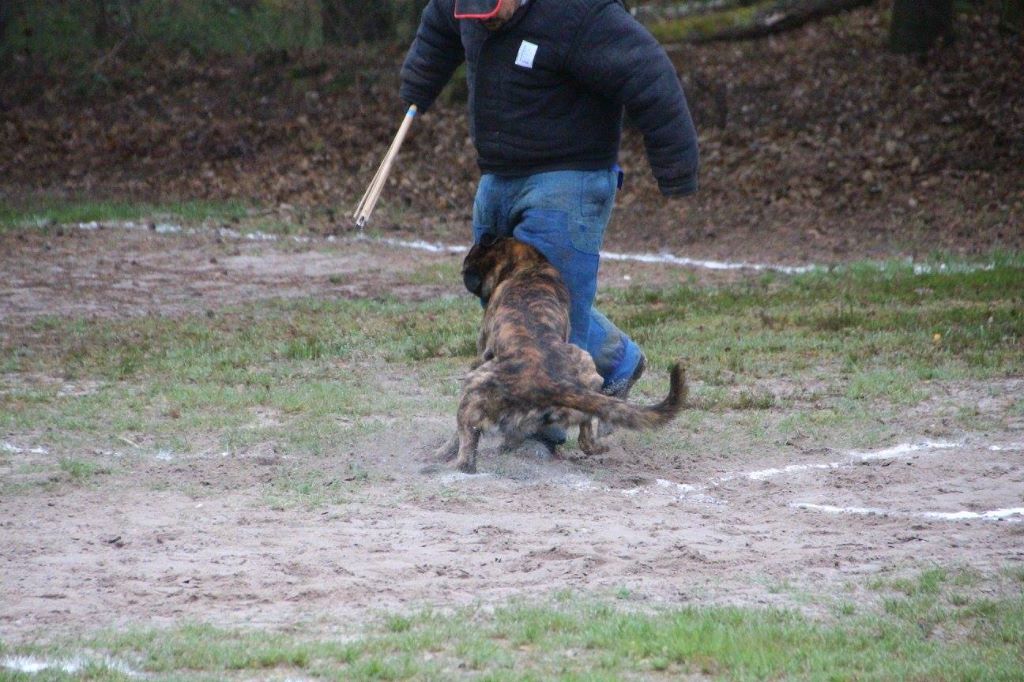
[
  {"xmin": 452, "ymin": 424, "xmax": 481, "ymax": 473},
  {"xmin": 578, "ymin": 417, "xmax": 609, "ymax": 456}
]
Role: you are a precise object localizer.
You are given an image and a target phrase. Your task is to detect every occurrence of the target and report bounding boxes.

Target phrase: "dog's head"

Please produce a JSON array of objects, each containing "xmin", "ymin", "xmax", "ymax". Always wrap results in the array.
[{"xmin": 462, "ymin": 234, "xmax": 544, "ymax": 301}]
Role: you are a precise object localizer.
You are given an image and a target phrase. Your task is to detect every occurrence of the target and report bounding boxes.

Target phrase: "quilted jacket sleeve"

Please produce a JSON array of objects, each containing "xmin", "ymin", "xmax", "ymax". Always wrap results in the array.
[
  {"xmin": 565, "ymin": 0, "xmax": 699, "ymax": 196},
  {"xmin": 399, "ymin": 0, "xmax": 465, "ymax": 113}
]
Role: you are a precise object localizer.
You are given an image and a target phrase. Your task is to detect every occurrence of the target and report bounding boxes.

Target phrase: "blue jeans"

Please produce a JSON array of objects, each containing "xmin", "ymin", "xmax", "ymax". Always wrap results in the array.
[{"xmin": 472, "ymin": 170, "xmax": 642, "ymax": 390}]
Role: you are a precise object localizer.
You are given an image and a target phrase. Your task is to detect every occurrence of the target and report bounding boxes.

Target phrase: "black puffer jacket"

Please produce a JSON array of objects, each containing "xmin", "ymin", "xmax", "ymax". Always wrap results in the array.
[{"xmin": 400, "ymin": 0, "xmax": 699, "ymax": 196}]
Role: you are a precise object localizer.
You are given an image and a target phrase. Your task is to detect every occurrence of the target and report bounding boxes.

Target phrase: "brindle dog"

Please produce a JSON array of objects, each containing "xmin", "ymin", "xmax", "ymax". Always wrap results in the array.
[{"xmin": 433, "ymin": 235, "xmax": 686, "ymax": 473}]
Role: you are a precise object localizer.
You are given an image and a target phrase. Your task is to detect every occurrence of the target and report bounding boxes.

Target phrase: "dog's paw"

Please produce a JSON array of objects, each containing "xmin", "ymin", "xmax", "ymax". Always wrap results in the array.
[{"xmin": 579, "ymin": 440, "xmax": 610, "ymax": 456}]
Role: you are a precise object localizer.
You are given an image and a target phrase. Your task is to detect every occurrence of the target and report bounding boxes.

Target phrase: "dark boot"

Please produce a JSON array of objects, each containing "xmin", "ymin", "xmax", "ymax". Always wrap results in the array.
[{"xmin": 598, "ymin": 352, "xmax": 646, "ymax": 436}]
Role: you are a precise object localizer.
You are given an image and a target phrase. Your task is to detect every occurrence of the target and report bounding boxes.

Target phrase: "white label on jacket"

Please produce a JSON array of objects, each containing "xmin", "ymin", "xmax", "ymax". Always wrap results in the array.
[{"xmin": 515, "ymin": 41, "xmax": 538, "ymax": 69}]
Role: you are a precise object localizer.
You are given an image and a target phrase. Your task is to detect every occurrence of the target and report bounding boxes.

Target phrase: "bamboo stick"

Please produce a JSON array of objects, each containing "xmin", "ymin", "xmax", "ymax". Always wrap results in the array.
[{"xmin": 353, "ymin": 104, "xmax": 418, "ymax": 228}]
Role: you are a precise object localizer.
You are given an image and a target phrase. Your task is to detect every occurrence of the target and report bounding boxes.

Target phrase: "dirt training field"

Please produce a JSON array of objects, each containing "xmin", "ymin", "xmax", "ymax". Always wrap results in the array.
[{"xmin": 2, "ymin": 224, "xmax": 1021, "ymax": 671}]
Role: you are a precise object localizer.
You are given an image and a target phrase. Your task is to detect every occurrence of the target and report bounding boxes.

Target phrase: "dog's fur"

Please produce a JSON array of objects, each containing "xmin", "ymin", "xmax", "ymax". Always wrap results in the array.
[{"xmin": 433, "ymin": 235, "xmax": 686, "ymax": 473}]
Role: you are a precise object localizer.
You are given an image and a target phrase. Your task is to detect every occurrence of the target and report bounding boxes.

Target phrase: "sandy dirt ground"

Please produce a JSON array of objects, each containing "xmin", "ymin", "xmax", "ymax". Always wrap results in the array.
[{"xmin": 1, "ymin": 227, "xmax": 1022, "ymax": 641}]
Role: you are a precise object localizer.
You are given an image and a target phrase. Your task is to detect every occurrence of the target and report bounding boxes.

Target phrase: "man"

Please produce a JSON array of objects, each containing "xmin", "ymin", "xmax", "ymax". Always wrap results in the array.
[{"xmin": 401, "ymin": 0, "xmax": 699, "ymax": 446}]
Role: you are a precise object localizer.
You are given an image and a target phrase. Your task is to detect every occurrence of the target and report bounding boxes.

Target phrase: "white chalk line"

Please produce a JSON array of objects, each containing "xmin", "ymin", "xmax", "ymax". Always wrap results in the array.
[
  {"xmin": 625, "ymin": 440, "xmax": 1023, "ymax": 522},
  {"xmin": 1, "ymin": 441, "xmax": 49, "ymax": 455},
  {"xmin": 599, "ymin": 249, "xmax": 814, "ymax": 274},
  {"xmin": 58, "ymin": 220, "xmax": 1004, "ymax": 275},
  {"xmin": 741, "ymin": 440, "xmax": 960, "ymax": 482},
  {"xmin": 790, "ymin": 503, "xmax": 1024, "ymax": 523},
  {"xmin": 1, "ymin": 655, "xmax": 141, "ymax": 677}
]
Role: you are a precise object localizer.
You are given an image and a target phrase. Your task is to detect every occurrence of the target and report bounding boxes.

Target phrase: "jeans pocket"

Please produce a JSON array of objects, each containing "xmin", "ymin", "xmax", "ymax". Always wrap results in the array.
[
  {"xmin": 579, "ymin": 170, "xmax": 616, "ymax": 221},
  {"xmin": 472, "ymin": 176, "xmax": 497, "ymax": 242},
  {"xmin": 572, "ymin": 171, "xmax": 615, "ymax": 255}
]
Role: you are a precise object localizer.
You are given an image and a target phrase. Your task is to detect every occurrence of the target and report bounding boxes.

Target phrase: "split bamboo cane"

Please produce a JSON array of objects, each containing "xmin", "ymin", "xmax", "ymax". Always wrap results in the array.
[{"xmin": 353, "ymin": 104, "xmax": 418, "ymax": 228}]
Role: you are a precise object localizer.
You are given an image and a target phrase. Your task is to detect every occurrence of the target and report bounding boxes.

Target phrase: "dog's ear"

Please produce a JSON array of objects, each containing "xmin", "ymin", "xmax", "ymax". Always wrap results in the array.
[{"xmin": 463, "ymin": 234, "xmax": 497, "ymax": 296}]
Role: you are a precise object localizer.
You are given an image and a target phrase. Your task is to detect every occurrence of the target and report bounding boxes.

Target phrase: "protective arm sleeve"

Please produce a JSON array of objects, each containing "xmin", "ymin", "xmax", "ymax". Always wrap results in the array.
[
  {"xmin": 399, "ymin": 0, "xmax": 465, "ymax": 114},
  {"xmin": 566, "ymin": 1, "xmax": 699, "ymax": 197}
]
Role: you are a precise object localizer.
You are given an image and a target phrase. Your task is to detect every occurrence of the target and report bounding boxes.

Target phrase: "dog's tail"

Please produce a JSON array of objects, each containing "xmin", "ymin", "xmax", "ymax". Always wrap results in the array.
[{"xmin": 544, "ymin": 362, "xmax": 687, "ymax": 430}]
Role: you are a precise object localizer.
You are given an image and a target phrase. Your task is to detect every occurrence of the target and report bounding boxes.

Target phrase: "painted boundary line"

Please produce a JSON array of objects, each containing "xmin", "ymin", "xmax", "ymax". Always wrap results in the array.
[
  {"xmin": 625, "ymin": 440, "xmax": 1024, "ymax": 523},
  {"xmin": 60, "ymin": 221, "xmax": 1005, "ymax": 275}
]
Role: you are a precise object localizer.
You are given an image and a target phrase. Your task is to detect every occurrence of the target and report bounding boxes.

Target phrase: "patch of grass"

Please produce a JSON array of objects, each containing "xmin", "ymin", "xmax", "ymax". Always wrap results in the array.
[
  {"xmin": 846, "ymin": 369, "xmax": 929, "ymax": 404},
  {"xmin": 58, "ymin": 457, "xmax": 109, "ymax": 482},
  {"xmin": 9, "ymin": 586, "xmax": 1022, "ymax": 680},
  {"xmin": 648, "ymin": 1, "xmax": 774, "ymax": 42},
  {"xmin": 1006, "ymin": 566, "xmax": 1024, "ymax": 585},
  {"xmin": 0, "ymin": 197, "xmax": 250, "ymax": 232},
  {"xmin": 0, "ymin": 0, "xmax": 323, "ymax": 67},
  {"xmin": 383, "ymin": 614, "xmax": 413, "ymax": 634},
  {"xmin": 1, "ymin": 293, "xmax": 478, "ymax": 458},
  {"xmin": 263, "ymin": 463, "xmax": 371, "ymax": 510},
  {"xmin": 733, "ymin": 388, "xmax": 777, "ymax": 410},
  {"xmin": 604, "ymin": 255, "xmax": 1024, "ymax": 389},
  {"xmin": 404, "ymin": 260, "xmax": 463, "ymax": 286},
  {"xmin": 2, "ymin": 253, "xmax": 1020, "ymax": 467}
]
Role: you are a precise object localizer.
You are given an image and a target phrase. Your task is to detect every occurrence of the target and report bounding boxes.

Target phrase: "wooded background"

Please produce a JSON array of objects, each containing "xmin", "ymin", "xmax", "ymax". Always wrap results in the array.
[
  {"xmin": 1, "ymin": 0, "xmax": 1020, "ymax": 63},
  {"xmin": 1, "ymin": 0, "xmax": 1020, "ymax": 257}
]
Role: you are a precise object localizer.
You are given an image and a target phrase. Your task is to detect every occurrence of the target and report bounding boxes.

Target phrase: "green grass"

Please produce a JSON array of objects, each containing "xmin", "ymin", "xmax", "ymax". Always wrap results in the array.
[
  {"xmin": 2, "ymin": 251, "xmax": 1023, "ymax": 676},
  {"xmin": 0, "ymin": 0, "xmax": 323, "ymax": 67},
  {"xmin": 0, "ymin": 197, "xmax": 251, "ymax": 232},
  {"xmin": 58, "ymin": 457, "xmax": 109, "ymax": 482},
  {"xmin": 602, "ymin": 253, "xmax": 1024, "ymax": 387},
  {"xmin": 2, "ymin": 252, "xmax": 1021, "ymax": 464},
  {"xmin": 4, "ymin": 579, "xmax": 1022, "ymax": 680},
  {"xmin": 648, "ymin": 1, "xmax": 775, "ymax": 42},
  {"xmin": 263, "ymin": 463, "xmax": 372, "ymax": 510}
]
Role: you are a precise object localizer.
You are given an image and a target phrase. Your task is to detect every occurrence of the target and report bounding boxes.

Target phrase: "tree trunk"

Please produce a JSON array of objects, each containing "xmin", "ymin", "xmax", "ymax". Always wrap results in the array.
[
  {"xmin": 93, "ymin": 0, "xmax": 110, "ymax": 47},
  {"xmin": 0, "ymin": 1, "xmax": 10, "ymax": 47},
  {"xmin": 321, "ymin": 0, "xmax": 394, "ymax": 45},
  {"xmin": 693, "ymin": 0, "xmax": 877, "ymax": 44},
  {"xmin": 889, "ymin": 0, "xmax": 953, "ymax": 53}
]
